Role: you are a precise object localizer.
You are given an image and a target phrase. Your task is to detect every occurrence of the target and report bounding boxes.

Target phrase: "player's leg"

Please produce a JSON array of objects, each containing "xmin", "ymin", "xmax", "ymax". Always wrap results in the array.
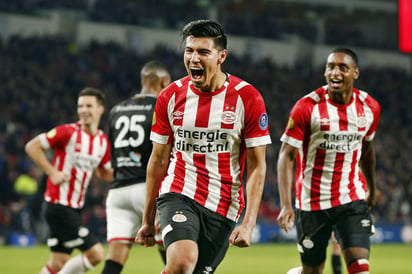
[
  {"xmin": 194, "ymin": 205, "xmax": 235, "ymax": 274},
  {"xmin": 47, "ymin": 204, "xmax": 104, "ymax": 273},
  {"xmin": 330, "ymin": 236, "xmax": 342, "ymax": 274},
  {"xmin": 40, "ymin": 203, "xmax": 76, "ymax": 273},
  {"xmin": 157, "ymin": 193, "xmax": 201, "ymax": 274},
  {"xmin": 155, "ymin": 216, "xmax": 167, "ymax": 264},
  {"xmin": 102, "ymin": 184, "xmax": 146, "ymax": 273},
  {"xmin": 291, "ymin": 209, "xmax": 331, "ymax": 274},
  {"xmin": 58, "ymin": 226, "xmax": 104, "ymax": 273},
  {"xmin": 39, "ymin": 252, "xmax": 71, "ymax": 274},
  {"xmin": 335, "ymin": 200, "xmax": 372, "ymax": 274}
]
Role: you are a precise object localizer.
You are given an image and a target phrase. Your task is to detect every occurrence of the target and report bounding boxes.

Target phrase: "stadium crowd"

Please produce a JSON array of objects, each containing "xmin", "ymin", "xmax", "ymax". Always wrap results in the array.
[
  {"xmin": 0, "ymin": 1, "xmax": 410, "ymax": 245},
  {"xmin": 0, "ymin": 0, "xmax": 398, "ymax": 50}
]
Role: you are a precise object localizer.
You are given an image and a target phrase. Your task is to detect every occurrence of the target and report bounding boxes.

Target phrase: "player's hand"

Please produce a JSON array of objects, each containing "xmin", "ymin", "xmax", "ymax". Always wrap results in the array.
[
  {"xmin": 229, "ymin": 224, "xmax": 253, "ymax": 248},
  {"xmin": 277, "ymin": 206, "xmax": 295, "ymax": 232},
  {"xmin": 49, "ymin": 169, "xmax": 69, "ymax": 185},
  {"xmin": 135, "ymin": 224, "xmax": 156, "ymax": 247}
]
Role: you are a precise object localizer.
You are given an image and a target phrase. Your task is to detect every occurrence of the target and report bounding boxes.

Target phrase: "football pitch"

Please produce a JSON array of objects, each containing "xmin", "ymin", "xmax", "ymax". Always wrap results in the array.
[{"xmin": 0, "ymin": 243, "xmax": 410, "ymax": 273}]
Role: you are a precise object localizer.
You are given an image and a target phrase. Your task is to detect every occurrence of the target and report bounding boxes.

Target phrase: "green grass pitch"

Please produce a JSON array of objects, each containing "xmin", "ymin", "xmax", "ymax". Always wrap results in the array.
[{"xmin": 1, "ymin": 243, "xmax": 411, "ymax": 273}]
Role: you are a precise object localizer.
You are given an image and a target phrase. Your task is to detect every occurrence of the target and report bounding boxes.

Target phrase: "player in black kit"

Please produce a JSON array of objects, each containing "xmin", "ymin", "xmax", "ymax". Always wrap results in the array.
[{"xmin": 102, "ymin": 61, "xmax": 171, "ymax": 274}]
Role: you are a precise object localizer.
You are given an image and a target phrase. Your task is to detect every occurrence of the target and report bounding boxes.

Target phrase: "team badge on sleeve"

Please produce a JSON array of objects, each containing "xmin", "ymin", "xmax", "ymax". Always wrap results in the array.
[
  {"xmin": 152, "ymin": 111, "xmax": 157, "ymax": 126},
  {"xmin": 259, "ymin": 113, "xmax": 268, "ymax": 130},
  {"xmin": 46, "ymin": 128, "xmax": 57, "ymax": 139},
  {"xmin": 287, "ymin": 117, "xmax": 295, "ymax": 130}
]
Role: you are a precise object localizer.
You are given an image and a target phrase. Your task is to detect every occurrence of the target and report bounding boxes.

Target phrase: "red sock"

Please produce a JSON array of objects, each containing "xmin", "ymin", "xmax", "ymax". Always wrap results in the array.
[
  {"xmin": 347, "ymin": 259, "xmax": 369, "ymax": 274},
  {"xmin": 46, "ymin": 265, "xmax": 57, "ymax": 274}
]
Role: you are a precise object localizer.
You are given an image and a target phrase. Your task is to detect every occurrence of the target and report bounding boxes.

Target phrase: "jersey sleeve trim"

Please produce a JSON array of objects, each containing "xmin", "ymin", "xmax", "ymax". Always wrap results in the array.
[
  {"xmin": 38, "ymin": 133, "xmax": 51, "ymax": 149},
  {"xmin": 150, "ymin": 131, "xmax": 170, "ymax": 144},
  {"xmin": 245, "ymin": 135, "xmax": 272, "ymax": 148},
  {"xmin": 280, "ymin": 134, "xmax": 302, "ymax": 148}
]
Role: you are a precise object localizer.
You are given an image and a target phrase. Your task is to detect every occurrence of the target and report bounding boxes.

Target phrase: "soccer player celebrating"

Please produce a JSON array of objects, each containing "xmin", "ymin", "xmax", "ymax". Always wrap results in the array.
[
  {"xmin": 25, "ymin": 88, "xmax": 113, "ymax": 274},
  {"xmin": 277, "ymin": 48, "xmax": 381, "ymax": 274},
  {"xmin": 102, "ymin": 60, "xmax": 171, "ymax": 273},
  {"xmin": 135, "ymin": 19, "xmax": 271, "ymax": 274}
]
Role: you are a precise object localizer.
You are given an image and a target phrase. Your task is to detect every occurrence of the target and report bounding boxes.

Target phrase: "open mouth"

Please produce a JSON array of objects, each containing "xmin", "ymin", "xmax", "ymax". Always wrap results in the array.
[
  {"xmin": 191, "ymin": 68, "xmax": 204, "ymax": 80},
  {"xmin": 330, "ymin": 79, "xmax": 343, "ymax": 87}
]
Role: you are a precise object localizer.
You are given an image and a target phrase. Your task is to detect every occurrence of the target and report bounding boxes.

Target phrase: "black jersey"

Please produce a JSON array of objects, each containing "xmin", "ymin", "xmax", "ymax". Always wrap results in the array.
[{"xmin": 108, "ymin": 94, "xmax": 157, "ymax": 189}]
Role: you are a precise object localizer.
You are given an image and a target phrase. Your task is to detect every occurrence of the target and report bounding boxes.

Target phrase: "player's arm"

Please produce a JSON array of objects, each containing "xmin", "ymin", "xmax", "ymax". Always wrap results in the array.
[
  {"xmin": 360, "ymin": 140, "xmax": 377, "ymax": 208},
  {"xmin": 276, "ymin": 142, "xmax": 298, "ymax": 232},
  {"xmin": 136, "ymin": 141, "xmax": 171, "ymax": 247},
  {"xmin": 25, "ymin": 135, "xmax": 69, "ymax": 185},
  {"xmin": 229, "ymin": 145, "xmax": 267, "ymax": 248},
  {"xmin": 95, "ymin": 166, "xmax": 114, "ymax": 183}
]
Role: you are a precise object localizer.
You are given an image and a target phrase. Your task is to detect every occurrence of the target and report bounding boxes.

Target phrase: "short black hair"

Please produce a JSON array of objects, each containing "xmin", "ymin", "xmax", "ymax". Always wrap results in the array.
[
  {"xmin": 181, "ymin": 19, "xmax": 227, "ymax": 50},
  {"xmin": 332, "ymin": 48, "xmax": 358, "ymax": 67},
  {"xmin": 79, "ymin": 87, "xmax": 105, "ymax": 105}
]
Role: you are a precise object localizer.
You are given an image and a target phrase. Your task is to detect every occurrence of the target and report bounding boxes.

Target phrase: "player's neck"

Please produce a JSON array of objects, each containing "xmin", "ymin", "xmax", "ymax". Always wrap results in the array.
[{"xmin": 82, "ymin": 124, "xmax": 98, "ymax": 135}]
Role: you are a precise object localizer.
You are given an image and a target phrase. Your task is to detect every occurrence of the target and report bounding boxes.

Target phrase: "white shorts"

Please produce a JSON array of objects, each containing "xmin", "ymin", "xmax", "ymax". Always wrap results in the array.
[{"xmin": 106, "ymin": 183, "xmax": 146, "ymax": 243}]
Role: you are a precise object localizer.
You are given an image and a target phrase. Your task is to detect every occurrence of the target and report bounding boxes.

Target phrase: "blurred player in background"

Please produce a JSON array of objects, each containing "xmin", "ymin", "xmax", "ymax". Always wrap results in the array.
[
  {"xmin": 25, "ymin": 87, "xmax": 113, "ymax": 274},
  {"xmin": 101, "ymin": 60, "xmax": 171, "ymax": 274},
  {"xmin": 135, "ymin": 19, "xmax": 271, "ymax": 274},
  {"xmin": 277, "ymin": 48, "xmax": 380, "ymax": 274}
]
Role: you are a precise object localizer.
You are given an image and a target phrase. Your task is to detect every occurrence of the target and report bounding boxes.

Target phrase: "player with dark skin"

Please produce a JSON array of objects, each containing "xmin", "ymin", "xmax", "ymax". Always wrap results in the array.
[
  {"xmin": 278, "ymin": 48, "xmax": 380, "ymax": 274},
  {"xmin": 102, "ymin": 61, "xmax": 171, "ymax": 274}
]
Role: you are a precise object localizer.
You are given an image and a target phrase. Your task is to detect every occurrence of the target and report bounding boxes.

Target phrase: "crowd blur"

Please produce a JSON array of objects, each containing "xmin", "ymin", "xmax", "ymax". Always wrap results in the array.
[
  {"xmin": 0, "ymin": 1, "xmax": 410, "ymax": 245},
  {"xmin": 0, "ymin": 0, "xmax": 398, "ymax": 51}
]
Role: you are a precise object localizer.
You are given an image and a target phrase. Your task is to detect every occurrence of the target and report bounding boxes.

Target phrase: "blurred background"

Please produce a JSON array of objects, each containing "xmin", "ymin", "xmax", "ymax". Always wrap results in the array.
[{"xmin": 0, "ymin": 0, "xmax": 411, "ymax": 246}]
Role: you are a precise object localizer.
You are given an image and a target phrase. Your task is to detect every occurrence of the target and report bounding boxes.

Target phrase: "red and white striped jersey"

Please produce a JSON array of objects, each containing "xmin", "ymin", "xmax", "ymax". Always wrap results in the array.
[
  {"xmin": 281, "ymin": 86, "xmax": 381, "ymax": 211},
  {"xmin": 39, "ymin": 122, "xmax": 111, "ymax": 209},
  {"xmin": 151, "ymin": 75, "xmax": 271, "ymax": 222}
]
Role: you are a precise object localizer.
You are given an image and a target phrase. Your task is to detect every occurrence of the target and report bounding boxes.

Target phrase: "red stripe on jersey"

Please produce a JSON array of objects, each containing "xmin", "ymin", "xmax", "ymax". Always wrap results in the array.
[
  {"xmin": 295, "ymin": 153, "xmax": 303, "ymax": 209},
  {"xmin": 338, "ymin": 108, "xmax": 348, "ymax": 130},
  {"xmin": 216, "ymin": 152, "xmax": 233, "ymax": 217},
  {"xmin": 319, "ymin": 100, "xmax": 330, "ymax": 131},
  {"xmin": 195, "ymin": 96, "xmax": 211, "ymax": 127},
  {"xmin": 67, "ymin": 168, "xmax": 76, "ymax": 207},
  {"xmin": 77, "ymin": 172, "xmax": 87, "ymax": 208},
  {"xmin": 88, "ymin": 134, "xmax": 94, "ymax": 155},
  {"xmin": 193, "ymin": 154, "xmax": 209, "ymax": 206},
  {"xmin": 170, "ymin": 152, "xmax": 185, "ymax": 193},
  {"xmin": 348, "ymin": 150, "xmax": 360, "ymax": 201},
  {"xmin": 172, "ymin": 89, "xmax": 187, "ymax": 127},
  {"xmin": 221, "ymin": 90, "xmax": 239, "ymax": 130},
  {"xmin": 331, "ymin": 152, "xmax": 344, "ymax": 207},
  {"xmin": 311, "ymin": 148, "xmax": 326, "ymax": 211}
]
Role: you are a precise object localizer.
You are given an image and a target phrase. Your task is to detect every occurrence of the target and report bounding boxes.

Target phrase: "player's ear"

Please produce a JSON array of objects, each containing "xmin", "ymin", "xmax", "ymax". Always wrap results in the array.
[
  {"xmin": 218, "ymin": 49, "xmax": 228, "ymax": 65},
  {"xmin": 353, "ymin": 67, "xmax": 360, "ymax": 80}
]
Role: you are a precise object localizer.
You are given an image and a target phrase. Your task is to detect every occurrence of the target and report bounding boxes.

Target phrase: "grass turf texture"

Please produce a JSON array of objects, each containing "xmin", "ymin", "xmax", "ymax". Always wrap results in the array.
[{"xmin": 1, "ymin": 243, "xmax": 410, "ymax": 273}]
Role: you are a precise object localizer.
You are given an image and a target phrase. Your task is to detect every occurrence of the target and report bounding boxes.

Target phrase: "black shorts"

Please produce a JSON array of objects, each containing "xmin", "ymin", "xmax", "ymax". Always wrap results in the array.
[
  {"xmin": 157, "ymin": 193, "xmax": 236, "ymax": 274},
  {"xmin": 296, "ymin": 200, "xmax": 373, "ymax": 266},
  {"xmin": 45, "ymin": 202, "xmax": 99, "ymax": 254}
]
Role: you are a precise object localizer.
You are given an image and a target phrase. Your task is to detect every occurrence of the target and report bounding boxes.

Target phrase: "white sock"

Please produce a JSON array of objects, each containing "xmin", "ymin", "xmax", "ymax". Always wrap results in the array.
[
  {"xmin": 286, "ymin": 266, "xmax": 303, "ymax": 274},
  {"xmin": 58, "ymin": 254, "xmax": 94, "ymax": 274}
]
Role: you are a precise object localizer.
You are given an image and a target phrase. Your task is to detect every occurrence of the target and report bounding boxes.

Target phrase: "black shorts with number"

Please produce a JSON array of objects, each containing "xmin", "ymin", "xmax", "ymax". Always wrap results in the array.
[
  {"xmin": 296, "ymin": 200, "xmax": 373, "ymax": 266},
  {"xmin": 44, "ymin": 202, "xmax": 99, "ymax": 254},
  {"xmin": 157, "ymin": 193, "xmax": 236, "ymax": 274}
]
